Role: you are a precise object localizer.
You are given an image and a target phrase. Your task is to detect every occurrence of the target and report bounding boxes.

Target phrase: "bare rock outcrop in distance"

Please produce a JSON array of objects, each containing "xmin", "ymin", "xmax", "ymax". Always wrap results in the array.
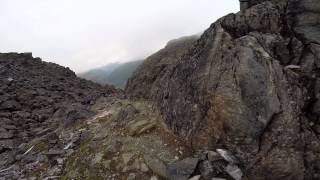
[{"xmin": 126, "ymin": 0, "xmax": 320, "ymax": 179}]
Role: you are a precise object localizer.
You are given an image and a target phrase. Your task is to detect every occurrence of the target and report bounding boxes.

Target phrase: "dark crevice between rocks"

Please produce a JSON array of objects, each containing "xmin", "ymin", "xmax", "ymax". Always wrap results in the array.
[{"xmin": 257, "ymin": 110, "xmax": 283, "ymax": 153}]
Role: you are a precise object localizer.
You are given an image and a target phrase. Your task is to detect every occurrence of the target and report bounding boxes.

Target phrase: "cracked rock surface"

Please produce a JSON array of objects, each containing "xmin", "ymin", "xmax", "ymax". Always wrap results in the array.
[{"xmin": 127, "ymin": 0, "xmax": 320, "ymax": 179}]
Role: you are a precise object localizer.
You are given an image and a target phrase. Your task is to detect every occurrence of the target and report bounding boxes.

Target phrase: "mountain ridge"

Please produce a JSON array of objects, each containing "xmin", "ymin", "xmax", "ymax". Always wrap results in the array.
[
  {"xmin": 1, "ymin": 0, "xmax": 320, "ymax": 179},
  {"xmin": 79, "ymin": 60, "xmax": 143, "ymax": 88}
]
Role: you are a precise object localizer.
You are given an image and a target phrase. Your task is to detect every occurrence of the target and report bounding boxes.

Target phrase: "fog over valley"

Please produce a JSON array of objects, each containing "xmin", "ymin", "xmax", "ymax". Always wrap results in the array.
[{"xmin": 0, "ymin": 0, "xmax": 238, "ymax": 73}]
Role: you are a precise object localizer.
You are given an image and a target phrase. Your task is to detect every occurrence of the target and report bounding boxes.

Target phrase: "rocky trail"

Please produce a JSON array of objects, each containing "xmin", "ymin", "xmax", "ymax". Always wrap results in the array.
[{"xmin": 0, "ymin": 53, "xmax": 244, "ymax": 180}]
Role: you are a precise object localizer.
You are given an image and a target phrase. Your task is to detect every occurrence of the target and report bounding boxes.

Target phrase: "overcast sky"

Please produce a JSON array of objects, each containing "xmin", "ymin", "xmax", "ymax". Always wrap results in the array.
[{"xmin": 0, "ymin": 0, "xmax": 238, "ymax": 73}]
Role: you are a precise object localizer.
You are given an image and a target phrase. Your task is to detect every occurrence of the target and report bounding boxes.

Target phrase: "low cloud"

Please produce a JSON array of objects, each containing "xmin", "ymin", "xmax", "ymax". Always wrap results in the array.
[{"xmin": 0, "ymin": 0, "xmax": 238, "ymax": 73}]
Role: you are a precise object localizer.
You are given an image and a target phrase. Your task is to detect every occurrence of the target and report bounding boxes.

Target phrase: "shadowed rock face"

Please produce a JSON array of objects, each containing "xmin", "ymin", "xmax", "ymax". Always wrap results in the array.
[{"xmin": 127, "ymin": 0, "xmax": 320, "ymax": 179}]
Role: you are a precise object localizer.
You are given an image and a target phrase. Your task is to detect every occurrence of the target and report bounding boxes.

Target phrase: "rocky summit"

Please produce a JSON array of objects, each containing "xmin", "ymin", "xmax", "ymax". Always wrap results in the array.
[{"xmin": 1, "ymin": 0, "xmax": 320, "ymax": 180}]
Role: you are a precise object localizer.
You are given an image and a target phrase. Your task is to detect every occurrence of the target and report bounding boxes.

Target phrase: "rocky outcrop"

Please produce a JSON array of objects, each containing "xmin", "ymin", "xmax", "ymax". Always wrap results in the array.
[
  {"xmin": 127, "ymin": 0, "xmax": 320, "ymax": 179},
  {"xmin": 0, "ymin": 53, "xmax": 118, "ymax": 178},
  {"xmin": 126, "ymin": 35, "xmax": 199, "ymax": 99}
]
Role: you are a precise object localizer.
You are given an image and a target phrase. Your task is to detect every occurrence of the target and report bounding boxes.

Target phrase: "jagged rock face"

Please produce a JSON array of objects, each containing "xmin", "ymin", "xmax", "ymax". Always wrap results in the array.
[
  {"xmin": 0, "ymin": 53, "xmax": 117, "ymax": 171},
  {"xmin": 127, "ymin": 0, "xmax": 320, "ymax": 179},
  {"xmin": 126, "ymin": 35, "xmax": 199, "ymax": 99}
]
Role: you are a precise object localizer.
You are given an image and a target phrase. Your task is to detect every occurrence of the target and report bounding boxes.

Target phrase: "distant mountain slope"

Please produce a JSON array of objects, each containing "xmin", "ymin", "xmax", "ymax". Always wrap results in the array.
[
  {"xmin": 126, "ymin": 35, "xmax": 199, "ymax": 98},
  {"xmin": 77, "ymin": 63, "xmax": 120, "ymax": 84},
  {"xmin": 79, "ymin": 60, "xmax": 143, "ymax": 88}
]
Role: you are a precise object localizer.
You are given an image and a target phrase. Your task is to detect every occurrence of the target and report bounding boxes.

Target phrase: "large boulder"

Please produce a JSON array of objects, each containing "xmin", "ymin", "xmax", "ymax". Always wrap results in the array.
[{"xmin": 127, "ymin": 0, "xmax": 320, "ymax": 179}]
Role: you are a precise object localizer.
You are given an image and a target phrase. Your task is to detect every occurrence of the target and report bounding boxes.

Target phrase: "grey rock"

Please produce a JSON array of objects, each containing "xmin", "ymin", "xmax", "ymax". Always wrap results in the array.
[
  {"xmin": 126, "ymin": 119, "xmax": 156, "ymax": 136},
  {"xmin": 150, "ymin": 176, "xmax": 158, "ymax": 180},
  {"xmin": 117, "ymin": 104, "xmax": 138, "ymax": 123},
  {"xmin": 207, "ymin": 151, "xmax": 223, "ymax": 162},
  {"xmin": 126, "ymin": 35, "xmax": 199, "ymax": 99},
  {"xmin": 143, "ymin": 154, "xmax": 168, "ymax": 179},
  {"xmin": 199, "ymin": 160, "xmax": 228, "ymax": 180},
  {"xmin": 167, "ymin": 158, "xmax": 199, "ymax": 180},
  {"xmin": 127, "ymin": 0, "xmax": 320, "ymax": 179},
  {"xmin": 122, "ymin": 153, "xmax": 135, "ymax": 165},
  {"xmin": 216, "ymin": 149, "xmax": 239, "ymax": 165},
  {"xmin": 0, "ymin": 130, "xmax": 14, "ymax": 139},
  {"xmin": 225, "ymin": 164, "xmax": 243, "ymax": 180},
  {"xmin": 127, "ymin": 173, "xmax": 136, "ymax": 180},
  {"xmin": 0, "ymin": 100, "xmax": 21, "ymax": 111},
  {"xmin": 199, "ymin": 160, "xmax": 217, "ymax": 180},
  {"xmin": 0, "ymin": 52, "xmax": 119, "ymax": 179},
  {"xmin": 188, "ymin": 175, "xmax": 201, "ymax": 180},
  {"xmin": 44, "ymin": 150, "xmax": 65, "ymax": 156}
]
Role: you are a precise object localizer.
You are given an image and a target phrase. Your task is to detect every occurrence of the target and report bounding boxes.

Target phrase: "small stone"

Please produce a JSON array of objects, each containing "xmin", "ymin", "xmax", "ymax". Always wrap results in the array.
[
  {"xmin": 189, "ymin": 175, "xmax": 201, "ymax": 180},
  {"xmin": 103, "ymin": 160, "xmax": 112, "ymax": 170},
  {"xmin": 126, "ymin": 120, "xmax": 155, "ymax": 136},
  {"xmin": 93, "ymin": 152, "xmax": 104, "ymax": 164},
  {"xmin": 140, "ymin": 162, "xmax": 149, "ymax": 172},
  {"xmin": 216, "ymin": 149, "xmax": 239, "ymax": 164},
  {"xmin": 150, "ymin": 176, "xmax": 158, "ymax": 180},
  {"xmin": 284, "ymin": 65, "xmax": 301, "ymax": 70},
  {"xmin": 122, "ymin": 153, "xmax": 135, "ymax": 165},
  {"xmin": 56, "ymin": 158, "xmax": 64, "ymax": 165},
  {"xmin": 127, "ymin": 173, "xmax": 136, "ymax": 180}
]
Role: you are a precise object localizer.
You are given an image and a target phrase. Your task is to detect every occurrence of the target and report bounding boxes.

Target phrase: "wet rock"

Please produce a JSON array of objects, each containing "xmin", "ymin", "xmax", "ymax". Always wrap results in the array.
[{"xmin": 167, "ymin": 158, "xmax": 199, "ymax": 180}]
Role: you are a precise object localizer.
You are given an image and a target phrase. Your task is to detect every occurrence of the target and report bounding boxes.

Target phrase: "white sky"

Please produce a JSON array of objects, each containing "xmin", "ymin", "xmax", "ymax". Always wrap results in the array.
[{"xmin": 0, "ymin": 0, "xmax": 239, "ymax": 73}]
